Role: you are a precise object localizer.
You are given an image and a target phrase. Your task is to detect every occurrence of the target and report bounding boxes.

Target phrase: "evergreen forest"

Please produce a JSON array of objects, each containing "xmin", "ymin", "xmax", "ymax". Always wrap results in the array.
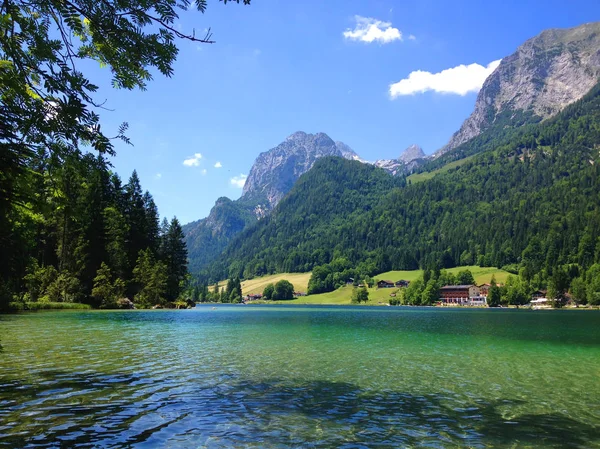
[{"xmin": 200, "ymin": 82, "xmax": 600, "ymax": 305}]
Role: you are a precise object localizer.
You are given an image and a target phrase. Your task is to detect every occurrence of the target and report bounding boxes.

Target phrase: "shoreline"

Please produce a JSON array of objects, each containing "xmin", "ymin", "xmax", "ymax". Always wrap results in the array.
[{"xmin": 4, "ymin": 302, "xmax": 599, "ymax": 314}]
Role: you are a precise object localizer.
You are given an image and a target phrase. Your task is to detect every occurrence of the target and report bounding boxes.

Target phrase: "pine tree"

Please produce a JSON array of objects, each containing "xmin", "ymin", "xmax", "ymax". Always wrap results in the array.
[
  {"xmin": 103, "ymin": 206, "xmax": 129, "ymax": 280},
  {"xmin": 487, "ymin": 276, "xmax": 501, "ymax": 307},
  {"xmin": 230, "ymin": 287, "xmax": 241, "ymax": 303},
  {"xmin": 158, "ymin": 217, "xmax": 170, "ymax": 259},
  {"xmin": 133, "ymin": 249, "xmax": 167, "ymax": 308},
  {"xmin": 91, "ymin": 262, "xmax": 124, "ymax": 309},
  {"xmin": 124, "ymin": 171, "xmax": 148, "ymax": 279},
  {"xmin": 213, "ymin": 281, "xmax": 220, "ymax": 301},
  {"xmin": 235, "ymin": 278, "xmax": 242, "ymax": 297},
  {"xmin": 162, "ymin": 217, "xmax": 188, "ymax": 301},
  {"xmin": 143, "ymin": 191, "xmax": 160, "ymax": 254}
]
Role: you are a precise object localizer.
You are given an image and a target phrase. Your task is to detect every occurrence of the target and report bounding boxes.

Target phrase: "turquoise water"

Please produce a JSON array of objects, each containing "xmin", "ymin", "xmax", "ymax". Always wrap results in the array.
[{"xmin": 0, "ymin": 306, "xmax": 599, "ymax": 448}]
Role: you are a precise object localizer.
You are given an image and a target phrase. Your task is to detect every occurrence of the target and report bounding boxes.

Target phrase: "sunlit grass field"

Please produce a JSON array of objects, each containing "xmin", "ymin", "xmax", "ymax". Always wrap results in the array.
[
  {"xmin": 278, "ymin": 285, "xmax": 395, "ymax": 305},
  {"xmin": 240, "ymin": 266, "xmax": 512, "ymax": 305},
  {"xmin": 407, "ymin": 155, "xmax": 476, "ymax": 184},
  {"xmin": 212, "ymin": 272, "xmax": 312, "ymax": 295},
  {"xmin": 278, "ymin": 266, "xmax": 510, "ymax": 305}
]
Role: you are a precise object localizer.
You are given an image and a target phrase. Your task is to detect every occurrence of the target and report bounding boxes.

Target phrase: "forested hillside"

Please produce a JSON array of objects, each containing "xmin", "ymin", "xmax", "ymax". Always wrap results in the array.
[
  {"xmin": 201, "ymin": 157, "xmax": 404, "ymax": 280},
  {"xmin": 183, "ymin": 132, "xmax": 363, "ymax": 275},
  {"xmin": 0, "ymin": 0, "xmax": 251, "ymax": 311},
  {"xmin": 183, "ymin": 197, "xmax": 257, "ymax": 275},
  {"xmin": 206, "ymin": 82, "xmax": 600, "ymax": 292}
]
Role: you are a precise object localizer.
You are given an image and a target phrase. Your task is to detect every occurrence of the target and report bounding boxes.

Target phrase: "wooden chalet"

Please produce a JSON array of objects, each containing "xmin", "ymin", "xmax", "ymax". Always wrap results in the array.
[
  {"xmin": 377, "ymin": 280, "xmax": 395, "ymax": 288},
  {"xmin": 395, "ymin": 280, "xmax": 410, "ymax": 288},
  {"xmin": 531, "ymin": 290, "xmax": 547, "ymax": 300}
]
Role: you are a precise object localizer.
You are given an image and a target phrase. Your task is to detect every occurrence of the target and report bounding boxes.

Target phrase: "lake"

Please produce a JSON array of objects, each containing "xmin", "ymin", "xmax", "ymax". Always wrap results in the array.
[{"xmin": 1, "ymin": 306, "xmax": 599, "ymax": 448}]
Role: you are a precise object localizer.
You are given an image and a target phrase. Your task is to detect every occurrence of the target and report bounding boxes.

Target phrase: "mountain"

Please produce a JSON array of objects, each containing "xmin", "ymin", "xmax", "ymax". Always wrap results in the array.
[
  {"xmin": 183, "ymin": 197, "xmax": 257, "ymax": 275},
  {"xmin": 437, "ymin": 21, "xmax": 600, "ymax": 157},
  {"xmin": 398, "ymin": 144, "xmax": 426, "ymax": 164},
  {"xmin": 210, "ymin": 157, "xmax": 404, "ymax": 279},
  {"xmin": 187, "ymin": 22, "xmax": 600, "ymax": 279},
  {"xmin": 334, "ymin": 140, "xmax": 363, "ymax": 161},
  {"xmin": 242, "ymin": 132, "xmax": 361, "ymax": 210},
  {"xmin": 375, "ymin": 144, "xmax": 425, "ymax": 175},
  {"xmin": 184, "ymin": 132, "xmax": 362, "ymax": 274},
  {"xmin": 206, "ymin": 82, "xmax": 600, "ymax": 286}
]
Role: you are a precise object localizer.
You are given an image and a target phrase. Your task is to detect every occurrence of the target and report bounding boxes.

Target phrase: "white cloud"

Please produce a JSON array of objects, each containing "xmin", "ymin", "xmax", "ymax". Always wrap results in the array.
[
  {"xmin": 408, "ymin": 34, "xmax": 416, "ymax": 41},
  {"xmin": 201, "ymin": 168, "xmax": 207, "ymax": 175},
  {"xmin": 343, "ymin": 16, "xmax": 403, "ymax": 44},
  {"xmin": 230, "ymin": 174, "xmax": 247, "ymax": 189},
  {"xmin": 214, "ymin": 161, "xmax": 222, "ymax": 168},
  {"xmin": 155, "ymin": 173, "xmax": 162, "ymax": 180},
  {"xmin": 389, "ymin": 59, "xmax": 501, "ymax": 97},
  {"xmin": 183, "ymin": 153, "xmax": 203, "ymax": 167}
]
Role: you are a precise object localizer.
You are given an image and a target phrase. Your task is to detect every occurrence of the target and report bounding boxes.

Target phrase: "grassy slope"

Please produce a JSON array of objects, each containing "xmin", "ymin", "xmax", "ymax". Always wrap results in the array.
[
  {"xmin": 277, "ymin": 285, "xmax": 396, "ymax": 305},
  {"xmin": 212, "ymin": 266, "xmax": 510, "ymax": 304},
  {"xmin": 279, "ymin": 266, "xmax": 510, "ymax": 305},
  {"xmin": 212, "ymin": 273, "xmax": 312, "ymax": 295},
  {"xmin": 407, "ymin": 155, "xmax": 475, "ymax": 184}
]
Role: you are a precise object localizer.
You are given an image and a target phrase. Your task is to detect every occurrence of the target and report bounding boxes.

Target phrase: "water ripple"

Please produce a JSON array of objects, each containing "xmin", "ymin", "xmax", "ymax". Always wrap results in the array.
[{"xmin": 0, "ymin": 307, "xmax": 599, "ymax": 448}]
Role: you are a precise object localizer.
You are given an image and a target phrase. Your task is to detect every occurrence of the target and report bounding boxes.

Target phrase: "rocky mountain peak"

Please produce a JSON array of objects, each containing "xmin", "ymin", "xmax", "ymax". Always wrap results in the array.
[
  {"xmin": 241, "ymin": 132, "xmax": 361, "ymax": 210},
  {"xmin": 184, "ymin": 132, "xmax": 362, "ymax": 275},
  {"xmin": 437, "ymin": 21, "xmax": 600, "ymax": 157},
  {"xmin": 374, "ymin": 144, "xmax": 426, "ymax": 176},
  {"xmin": 286, "ymin": 131, "xmax": 308, "ymax": 141},
  {"xmin": 335, "ymin": 141, "xmax": 362, "ymax": 161},
  {"xmin": 398, "ymin": 144, "xmax": 425, "ymax": 163}
]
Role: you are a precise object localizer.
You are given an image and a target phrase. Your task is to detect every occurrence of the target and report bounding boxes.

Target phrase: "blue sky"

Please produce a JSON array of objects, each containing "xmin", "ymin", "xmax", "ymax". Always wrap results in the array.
[{"xmin": 90, "ymin": 0, "xmax": 600, "ymax": 224}]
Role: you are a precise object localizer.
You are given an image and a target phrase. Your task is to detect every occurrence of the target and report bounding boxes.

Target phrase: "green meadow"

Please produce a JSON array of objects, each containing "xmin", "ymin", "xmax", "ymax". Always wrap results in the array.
[
  {"xmin": 235, "ymin": 266, "xmax": 512, "ymax": 305},
  {"xmin": 407, "ymin": 155, "xmax": 475, "ymax": 184}
]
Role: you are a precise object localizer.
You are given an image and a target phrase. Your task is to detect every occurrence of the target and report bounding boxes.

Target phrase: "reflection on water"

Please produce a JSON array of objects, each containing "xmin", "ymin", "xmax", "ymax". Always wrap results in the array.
[{"xmin": 0, "ymin": 306, "xmax": 599, "ymax": 448}]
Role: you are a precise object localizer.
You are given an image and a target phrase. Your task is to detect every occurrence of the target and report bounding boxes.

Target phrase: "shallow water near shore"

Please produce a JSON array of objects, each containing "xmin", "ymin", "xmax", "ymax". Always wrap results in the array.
[{"xmin": 1, "ymin": 305, "xmax": 599, "ymax": 448}]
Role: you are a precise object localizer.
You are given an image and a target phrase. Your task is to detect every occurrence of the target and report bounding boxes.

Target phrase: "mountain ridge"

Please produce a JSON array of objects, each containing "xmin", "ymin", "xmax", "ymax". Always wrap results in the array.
[
  {"xmin": 203, "ymin": 81, "xmax": 600, "ymax": 285},
  {"xmin": 241, "ymin": 131, "xmax": 361, "ymax": 210},
  {"xmin": 374, "ymin": 144, "xmax": 426, "ymax": 175},
  {"xmin": 437, "ymin": 21, "xmax": 600, "ymax": 157},
  {"xmin": 184, "ymin": 131, "xmax": 369, "ymax": 275},
  {"xmin": 185, "ymin": 21, "xmax": 600, "ymax": 279}
]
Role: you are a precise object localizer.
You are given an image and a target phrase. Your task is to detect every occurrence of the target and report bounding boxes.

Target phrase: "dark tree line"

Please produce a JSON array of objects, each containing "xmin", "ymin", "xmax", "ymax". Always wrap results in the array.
[
  {"xmin": 2, "ymin": 157, "xmax": 188, "ymax": 309},
  {"xmin": 191, "ymin": 277, "xmax": 243, "ymax": 303},
  {"xmin": 0, "ymin": 0, "xmax": 251, "ymax": 310}
]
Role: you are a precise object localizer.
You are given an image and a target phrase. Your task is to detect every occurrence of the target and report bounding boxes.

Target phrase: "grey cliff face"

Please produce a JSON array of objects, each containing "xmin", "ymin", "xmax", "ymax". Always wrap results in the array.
[
  {"xmin": 398, "ymin": 144, "xmax": 426, "ymax": 164},
  {"xmin": 241, "ymin": 132, "xmax": 360, "ymax": 210},
  {"xmin": 437, "ymin": 22, "xmax": 600, "ymax": 157},
  {"xmin": 375, "ymin": 144, "xmax": 426, "ymax": 176},
  {"xmin": 184, "ymin": 132, "xmax": 363, "ymax": 272},
  {"xmin": 335, "ymin": 141, "xmax": 362, "ymax": 161}
]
